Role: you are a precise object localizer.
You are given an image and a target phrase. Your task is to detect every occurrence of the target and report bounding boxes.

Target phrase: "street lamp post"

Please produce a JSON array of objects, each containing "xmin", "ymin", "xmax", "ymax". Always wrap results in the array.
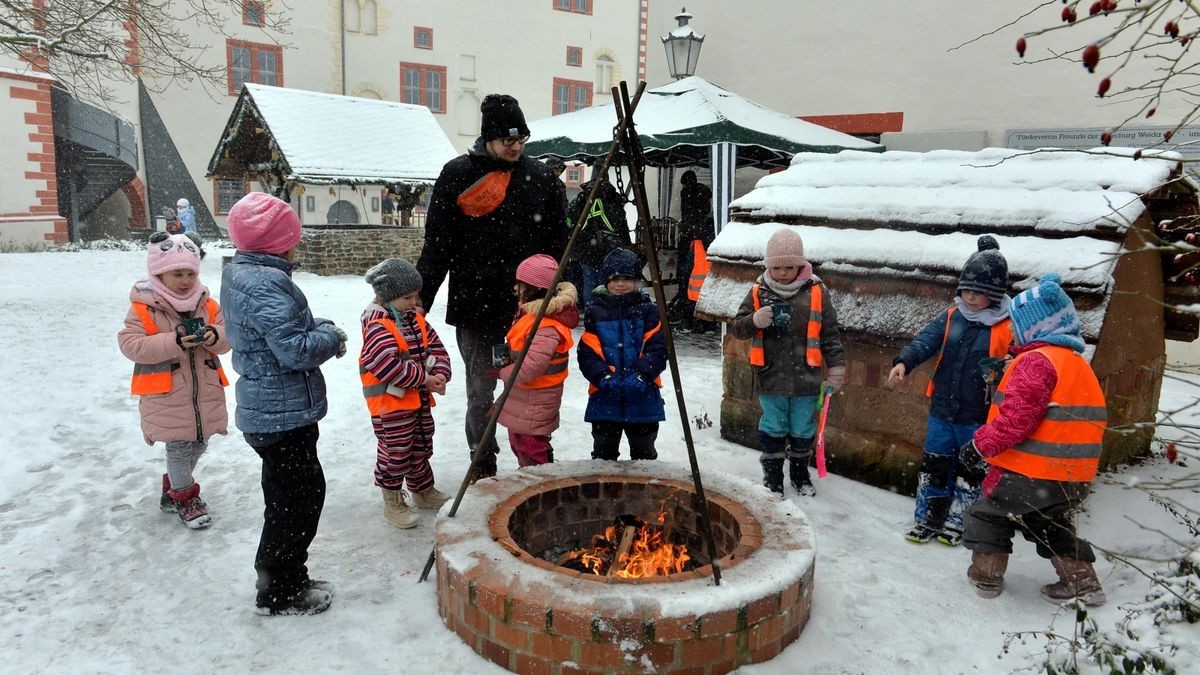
[{"xmin": 661, "ymin": 7, "xmax": 705, "ymax": 80}]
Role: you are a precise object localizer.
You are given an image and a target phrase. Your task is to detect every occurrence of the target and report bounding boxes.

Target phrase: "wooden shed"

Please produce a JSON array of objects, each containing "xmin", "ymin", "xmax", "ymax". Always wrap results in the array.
[{"xmin": 695, "ymin": 148, "xmax": 1199, "ymax": 492}]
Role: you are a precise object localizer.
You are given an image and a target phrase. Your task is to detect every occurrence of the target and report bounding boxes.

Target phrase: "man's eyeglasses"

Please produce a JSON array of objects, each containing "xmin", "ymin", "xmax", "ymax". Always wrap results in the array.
[{"xmin": 500, "ymin": 135, "xmax": 530, "ymax": 147}]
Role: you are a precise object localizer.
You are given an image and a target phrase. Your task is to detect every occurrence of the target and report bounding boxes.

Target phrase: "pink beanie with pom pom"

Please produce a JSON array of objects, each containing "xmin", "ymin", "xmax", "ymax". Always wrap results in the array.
[{"xmin": 226, "ymin": 192, "xmax": 302, "ymax": 255}]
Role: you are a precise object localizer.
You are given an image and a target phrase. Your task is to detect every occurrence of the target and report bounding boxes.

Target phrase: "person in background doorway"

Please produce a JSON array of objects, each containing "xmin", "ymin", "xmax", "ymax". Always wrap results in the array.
[
  {"xmin": 416, "ymin": 93, "xmax": 566, "ymax": 481},
  {"xmin": 672, "ymin": 170, "xmax": 716, "ymax": 333}
]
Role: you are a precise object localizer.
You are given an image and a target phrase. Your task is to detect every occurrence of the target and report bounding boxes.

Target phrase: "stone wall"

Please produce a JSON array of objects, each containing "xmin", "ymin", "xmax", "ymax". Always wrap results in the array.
[{"xmin": 297, "ymin": 225, "xmax": 425, "ymax": 276}]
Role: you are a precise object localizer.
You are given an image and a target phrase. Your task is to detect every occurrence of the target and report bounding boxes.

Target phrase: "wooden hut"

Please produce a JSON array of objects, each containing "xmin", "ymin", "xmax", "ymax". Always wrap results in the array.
[{"xmin": 695, "ymin": 147, "xmax": 1199, "ymax": 491}]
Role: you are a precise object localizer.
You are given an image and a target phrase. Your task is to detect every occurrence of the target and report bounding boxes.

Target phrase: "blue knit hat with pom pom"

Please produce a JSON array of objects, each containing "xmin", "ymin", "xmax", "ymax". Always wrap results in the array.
[{"xmin": 1009, "ymin": 273, "xmax": 1085, "ymax": 352}]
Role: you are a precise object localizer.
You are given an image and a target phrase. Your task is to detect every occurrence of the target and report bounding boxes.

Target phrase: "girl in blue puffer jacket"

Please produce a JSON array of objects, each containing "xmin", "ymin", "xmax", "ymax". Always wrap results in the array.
[
  {"xmin": 220, "ymin": 192, "xmax": 349, "ymax": 617},
  {"xmin": 577, "ymin": 248, "xmax": 667, "ymax": 460}
]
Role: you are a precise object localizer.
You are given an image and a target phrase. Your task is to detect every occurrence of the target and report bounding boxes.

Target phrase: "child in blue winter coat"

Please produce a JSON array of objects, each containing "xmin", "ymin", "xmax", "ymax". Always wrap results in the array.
[
  {"xmin": 886, "ymin": 235, "xmax": 1013, "ymax": 546},
  {"xmin": 730, "ymin": 228, "xmax": 845, "ymax": 497},
  {"xmin": 221, "ymin": 192, "xmax": 350, "ymax": 617},
  {"xmin": 577, "ymin": 248, "xmax": 667, "ymax": 460}
]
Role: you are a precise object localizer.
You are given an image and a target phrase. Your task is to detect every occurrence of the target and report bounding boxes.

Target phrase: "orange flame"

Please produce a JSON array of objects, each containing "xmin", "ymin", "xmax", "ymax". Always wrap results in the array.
[{"xmin": 565, "ymin": 511, "xmax": 691, "ymax": 578}]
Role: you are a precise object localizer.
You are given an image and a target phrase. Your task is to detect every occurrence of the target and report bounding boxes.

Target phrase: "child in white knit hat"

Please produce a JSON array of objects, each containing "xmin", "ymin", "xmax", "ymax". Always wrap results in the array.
[
  {"xmin": 730, "ymin": 228, "xmax": 846, "ymax": 497},
  {"xmin": 118, "ymin": 232, "xmax": 230, "ymax": 529},
  {"xmin": 360, "ymin": 257, "xmax": 454, "ymax": 529}
]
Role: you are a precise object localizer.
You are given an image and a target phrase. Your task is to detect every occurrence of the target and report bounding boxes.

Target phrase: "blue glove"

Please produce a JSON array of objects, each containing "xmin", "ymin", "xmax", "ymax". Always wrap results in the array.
[
  {"xmin": 598, "ymin": 374, "xmax": 620, "ymax": 393},
  {"xmin": 957, "ymin": 440, "xmax": 988, "ymax": 486}
]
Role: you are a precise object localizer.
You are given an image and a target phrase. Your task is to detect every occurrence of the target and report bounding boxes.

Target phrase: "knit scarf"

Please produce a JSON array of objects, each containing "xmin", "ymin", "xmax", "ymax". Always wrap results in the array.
[
  {"xmin": 761, "ymin": 262, "xmax": 814, "ymax": 299},
  {"xmin": 953, "ymin": 294, "xmax": 1011, "ymax": 327},
  {"xmin": 149, "ymin": 276, "xmax": 203, "ymax": 313}
]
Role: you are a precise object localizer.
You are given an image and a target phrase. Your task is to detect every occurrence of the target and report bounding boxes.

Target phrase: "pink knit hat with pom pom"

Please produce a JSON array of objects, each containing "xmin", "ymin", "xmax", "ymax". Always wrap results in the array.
[
  {"xmin": 147, "ymin": 233, "xmax": 200, "ymax": 276},
  {"xmin": 516, "ymin": 254, "xmax": 558, "ymax": 290},
  {"xmin": 226, "ymin": 192, "xmax": 302, "ymax": 255}
]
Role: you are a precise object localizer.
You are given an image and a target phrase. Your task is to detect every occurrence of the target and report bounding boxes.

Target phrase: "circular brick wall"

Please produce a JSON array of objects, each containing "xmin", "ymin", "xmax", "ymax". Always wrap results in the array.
[{"xmin": 434, "ymin": 460, "xmax": 815, "ymax": 674}]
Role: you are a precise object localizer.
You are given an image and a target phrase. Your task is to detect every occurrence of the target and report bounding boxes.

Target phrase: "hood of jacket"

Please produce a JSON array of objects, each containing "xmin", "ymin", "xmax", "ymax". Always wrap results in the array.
[{"xmin": 518, "ymin": 282, "xmax": 580, "ymax": 330}]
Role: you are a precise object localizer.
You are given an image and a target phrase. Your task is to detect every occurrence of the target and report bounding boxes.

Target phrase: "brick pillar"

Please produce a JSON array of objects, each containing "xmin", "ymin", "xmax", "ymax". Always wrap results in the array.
[{"xmin": 121, "ymin": 177, "xmax": 149, "ymax": 230}]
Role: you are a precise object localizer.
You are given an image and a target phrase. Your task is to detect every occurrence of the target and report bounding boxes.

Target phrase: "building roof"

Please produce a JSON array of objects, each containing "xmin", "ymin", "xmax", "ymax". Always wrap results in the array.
[
  {"xmin": 697, "ymin": 147, "xmax": 1190, "ymax": 343},
  {"xmin": 207, "ymin": 84, "xmax": 457, "ymax": 185}
]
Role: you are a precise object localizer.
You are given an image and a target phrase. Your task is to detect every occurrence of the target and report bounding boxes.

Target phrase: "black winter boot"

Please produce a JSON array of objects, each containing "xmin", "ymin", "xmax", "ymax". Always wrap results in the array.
[
  {"xmin": 788, "ymin": 436, "xmax": 815, "ymax": 496},
  {"xmin": 759, "ymin": 433, "xmax": 787, "ymax": 495}
]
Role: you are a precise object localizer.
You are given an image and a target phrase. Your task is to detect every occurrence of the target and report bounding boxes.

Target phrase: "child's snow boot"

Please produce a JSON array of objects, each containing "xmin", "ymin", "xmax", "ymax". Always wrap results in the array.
[
  {"xmin": 168, "ymin": 483, "xmax": 211, "ymax": 530},
  {"xmin": 935, "ymin": 528, "xmax": 963, "ymax": 547},
  {"xmin": 759, "ymin": 433, "xmax": 787, "ymax": 495},
  {"xmin": 159, "ymin": 473, "xmax": 175, "ymax": 513},
  {"xmin": 967, "ymin": 551, "xmax": 1009, "ymax": 598},
  {"xmin": 1041, "ymin": 556, "xmax": 1106, "ymax": 606},
  {"xmin": 382, "ymin": 489, "xmax": 419, "ymax": 529},
  {"xmin": 904, "ymin": 525, "xmax": 937, "ymax": 544},
  {"xmin": 409, "ymin": 486, "xmax": 450, "ymax": 510},
  {"xmin": 788, "ymin": 436, "xmax": 816, "ymax": 496}
]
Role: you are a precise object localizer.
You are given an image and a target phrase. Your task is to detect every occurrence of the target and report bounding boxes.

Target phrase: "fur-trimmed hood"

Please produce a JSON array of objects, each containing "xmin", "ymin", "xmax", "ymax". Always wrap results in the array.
[{"xmin": 517, "ymin": 281, "xmax": 580, "ymax": 329}]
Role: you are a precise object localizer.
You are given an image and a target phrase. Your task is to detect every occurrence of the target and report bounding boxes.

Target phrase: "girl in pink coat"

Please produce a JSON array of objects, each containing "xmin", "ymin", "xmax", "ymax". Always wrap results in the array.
[
  {"xmin": 118, "ymin": 233, "xmax": 230, "ymax": 529},
  {"xmin": 498, "ymin": 254, "xmax": 579, "ymax": 466}
]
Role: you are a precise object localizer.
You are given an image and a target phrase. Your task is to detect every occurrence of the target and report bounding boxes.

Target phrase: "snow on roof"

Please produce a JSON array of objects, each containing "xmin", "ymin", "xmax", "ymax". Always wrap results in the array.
[
  {"xmin": 527, "ymin": 76, "xmax": 882, "ymax": 151},
  {"xmin": 232, "ymin": 84, "xmax": 457, "ymax": 184},
  {"xmin": 698, "ymin": 147, "xmax": 1186, "ymax": 339},
  {"xmin": 731, "ymin": 147, "xmax": 1181, "ymax": 234}
]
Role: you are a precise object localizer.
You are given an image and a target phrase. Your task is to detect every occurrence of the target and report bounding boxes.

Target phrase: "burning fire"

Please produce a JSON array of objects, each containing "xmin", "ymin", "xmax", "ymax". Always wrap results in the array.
[{"xmin": 558, "ymin": 512, "xmax": 692, "ymax": 578}]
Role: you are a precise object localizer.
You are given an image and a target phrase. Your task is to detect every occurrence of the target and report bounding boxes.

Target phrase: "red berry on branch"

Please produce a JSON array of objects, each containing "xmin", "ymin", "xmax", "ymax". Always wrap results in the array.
[
  {"xmin": 1166, "ymin": 442, "xmax": 1177, "ymax": 463},
  {"xmin": 1182, "ymin": 36, "xmax": 1190, "ymax": 46},
  {"xmin": 1089, "ymin": 1, "xmax": 1102, "ymax": 15},
  {"xmin": 1134, "ymin": 149, "xmax": 1143, "ymax": 160},
  {"xmin": 1100, "ymin": 131, "xmax": 1113, "ymax": 145},
  {"xmin": 1166, "ymin": 21, "xmax": 1180, "ymax": 38},
  {"xmin": 1165, "ymin": 129, "xmax": 1174, "ymax": 141},
  {"xmin": 1098, "ymin": 78, "xmax": 1112, "ymax": 97},
  {"xmin": 1016, "ymin": 37, "xmax": 1027, "ymax": 57},
  {"xmin": 1062, "ymin": 7, "xmax": 1077, "ymax": 22},
  {"xmin": 1082, "ymin": 44, "xmax": 1101, "ymax": 72},
  {"xmin": 1187, "ymin": 233, "xmax": 1197, "ymax": 244},
  {"xmin": 1147, "ymin": 108, "xmax": 1156, "ymax": 118}
]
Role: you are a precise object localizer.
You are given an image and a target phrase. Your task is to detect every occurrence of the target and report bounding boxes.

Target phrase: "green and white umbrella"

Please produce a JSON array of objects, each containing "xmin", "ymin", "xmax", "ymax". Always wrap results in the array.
[{"xmin": 525, "ymin": 76, "xmax": 882, "ymax": 169}]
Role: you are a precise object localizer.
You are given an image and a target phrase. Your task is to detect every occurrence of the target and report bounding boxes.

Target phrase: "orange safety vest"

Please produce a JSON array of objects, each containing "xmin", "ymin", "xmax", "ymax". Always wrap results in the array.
[
  {"xmin": 985, "ymin": 345, "xmax": 1107, "ymax": 482},
  {"xmin": 686, "ymin": 240, "xmax": 710, "ymax": 301},
  {"xmin": 580, "ymin": 323, "xmax": 664, "ymax": 395},
  {"xmin": 506, "ymin": 313, "xmax": 574, "ymax": 389},
  {"xmin": 130, "ymin": 299, "xmax": 228, "ymax": 395},
  {"xmin": 359, "ymin": 313, "xmax": 433, "ymax": 416},
  {"xmin": 925, "ymin": 309, "xmax": 1014, "ymax": 397},
  {"xmin": 749, "ymin": 283, "xmax": 823, "ymax": 368}
]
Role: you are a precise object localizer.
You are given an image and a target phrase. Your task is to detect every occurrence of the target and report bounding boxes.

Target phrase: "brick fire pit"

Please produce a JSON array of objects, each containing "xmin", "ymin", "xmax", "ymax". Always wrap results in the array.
[{"xmin": 434, "ymin": 460, "xmax": 815, "ymax": 674}]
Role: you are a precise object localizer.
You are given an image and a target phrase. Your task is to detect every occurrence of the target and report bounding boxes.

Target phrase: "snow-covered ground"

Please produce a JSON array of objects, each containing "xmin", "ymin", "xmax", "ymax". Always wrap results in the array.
[{"xmin": 1, "ymin": 247, "xmax": 1196, "ymax": 673}]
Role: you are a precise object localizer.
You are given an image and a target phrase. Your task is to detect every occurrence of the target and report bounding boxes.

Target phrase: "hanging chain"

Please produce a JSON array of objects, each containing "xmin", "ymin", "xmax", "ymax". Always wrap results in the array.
[{"xmin": 613, "ymin": 163, "xmax": 626, "ymax": 201}]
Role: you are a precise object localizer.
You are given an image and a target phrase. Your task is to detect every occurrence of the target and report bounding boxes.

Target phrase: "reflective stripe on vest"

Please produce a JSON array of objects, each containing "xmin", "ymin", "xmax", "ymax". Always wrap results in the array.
[
  {"xmin": 687, "ymin": 240, "xmax": 710, "ymax": 301},
  {"xmin": 925, "ymin": 309, "xmax": 1013, "ymax": 397},
  {"xmin": 130, "ymin": 298, "xmax": 227, "ymax": 395},
  {"xmin": 749, "ymin": 283, "xmax": 823, "ymax": 368},
  {"xmin": 985, "ymin": 345, "xmax": 1107, "ymax": 482},
  {"xmin": 359, "ymin": 313, "xmax": 431, "ymax": 415},
  {"xmin": 507, "ymin": 313, "xmax": 575, "ymax": 389}
]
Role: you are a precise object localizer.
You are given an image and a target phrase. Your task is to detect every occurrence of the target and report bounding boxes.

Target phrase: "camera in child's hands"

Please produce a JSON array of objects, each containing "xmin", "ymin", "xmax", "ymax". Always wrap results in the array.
[{"xmin": 491, "ymin": 344, "xmax": 511, "ymax": 368}]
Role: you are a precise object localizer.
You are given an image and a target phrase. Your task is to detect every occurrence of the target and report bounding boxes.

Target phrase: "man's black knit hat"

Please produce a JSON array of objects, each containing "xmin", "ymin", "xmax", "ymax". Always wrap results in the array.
[{"xmin": 480, "ymin": 94, "xmax": 530, "ymax": 142}]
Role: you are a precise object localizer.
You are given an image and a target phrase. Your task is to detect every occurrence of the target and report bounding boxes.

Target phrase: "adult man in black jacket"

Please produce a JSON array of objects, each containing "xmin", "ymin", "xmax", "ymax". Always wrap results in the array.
[{"xmin": 417, "ymin": 94, "xmax": 566, "ymax": 478}]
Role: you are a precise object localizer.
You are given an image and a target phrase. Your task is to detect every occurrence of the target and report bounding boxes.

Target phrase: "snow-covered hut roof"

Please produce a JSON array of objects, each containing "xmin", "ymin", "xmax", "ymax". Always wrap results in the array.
[
  {"xmin": 206, "ymin": 84, "xmax": 456, "ymax": 185},
  {"xmin": 697, "ymin": 147, "xmax": 1190, "ymax": 343}
]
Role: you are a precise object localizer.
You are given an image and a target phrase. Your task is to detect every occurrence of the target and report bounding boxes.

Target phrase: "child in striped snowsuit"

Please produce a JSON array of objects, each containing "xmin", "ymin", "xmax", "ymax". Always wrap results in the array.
[{"xmin": 359, "ymin": 258, "xmax": 453, "ymax": 529}]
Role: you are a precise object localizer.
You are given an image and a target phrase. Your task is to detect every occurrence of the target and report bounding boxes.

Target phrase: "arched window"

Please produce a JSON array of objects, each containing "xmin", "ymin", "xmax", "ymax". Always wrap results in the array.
[
  {"xmin": 595, "ymin": 54, "xmax": 616, "ymax": 94},
  {"xmin": 344, "ymin": 0, "xmax": 361, "ymax": 33},
  {"xmin": 362, "ymin": 0, "xmax": 378, "ymax": 35},
  {"xmin": 327, "ymin": 200, "xmax": 360, "ymax": 224}
]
